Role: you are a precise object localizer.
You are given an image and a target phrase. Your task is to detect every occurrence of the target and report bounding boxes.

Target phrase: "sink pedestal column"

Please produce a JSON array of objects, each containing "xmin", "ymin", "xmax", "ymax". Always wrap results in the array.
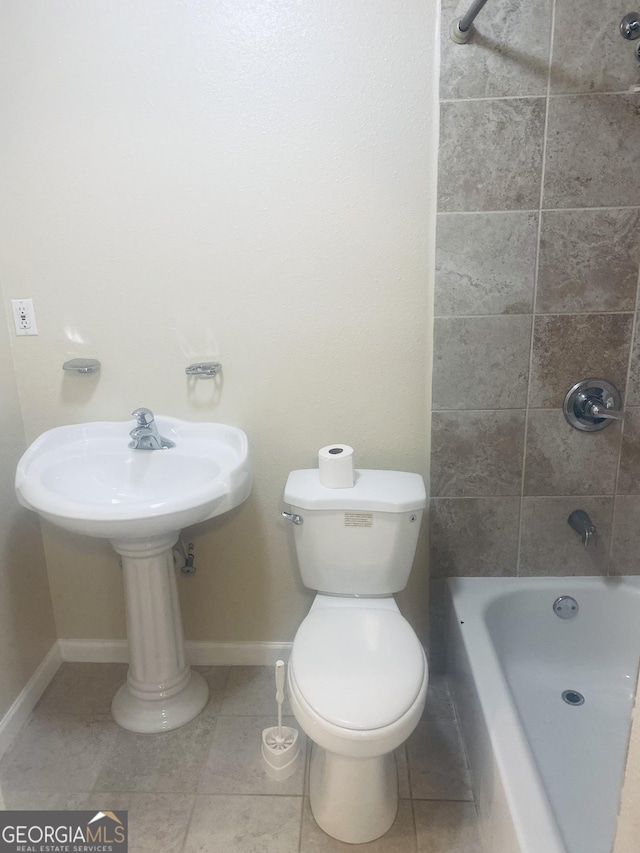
[{"xmin": 110, "ymin": 535, "xmax": 209, "ymax": 733}]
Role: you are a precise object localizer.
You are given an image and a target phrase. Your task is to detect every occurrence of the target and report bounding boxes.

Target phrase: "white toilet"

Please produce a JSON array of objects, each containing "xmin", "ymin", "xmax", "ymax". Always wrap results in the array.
[{"xmin": 283, "ymin": 468, "xmax": 428, "ymax": 844}]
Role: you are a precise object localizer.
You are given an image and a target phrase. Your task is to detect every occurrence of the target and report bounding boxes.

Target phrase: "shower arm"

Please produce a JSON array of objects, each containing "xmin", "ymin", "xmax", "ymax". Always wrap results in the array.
[{"xmin": 451, "ymin": 0, "xmax": 491, "ymax": 43}]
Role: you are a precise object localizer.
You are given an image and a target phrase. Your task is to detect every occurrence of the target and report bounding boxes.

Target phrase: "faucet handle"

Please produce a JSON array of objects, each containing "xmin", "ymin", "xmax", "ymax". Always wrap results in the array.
[
  {"xmin": 564, "ymin": 379, "xmax": 623, "ymax": 432},
  {"xmin": 132, "ymin": 407, "xmax": 154, "ymax": 426}
]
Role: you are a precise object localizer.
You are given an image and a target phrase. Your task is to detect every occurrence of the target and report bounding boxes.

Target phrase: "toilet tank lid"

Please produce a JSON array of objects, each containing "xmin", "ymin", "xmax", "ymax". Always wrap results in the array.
[{"xmin": 284, "ymin": 469, "xmax": 426, "ymax": 512}]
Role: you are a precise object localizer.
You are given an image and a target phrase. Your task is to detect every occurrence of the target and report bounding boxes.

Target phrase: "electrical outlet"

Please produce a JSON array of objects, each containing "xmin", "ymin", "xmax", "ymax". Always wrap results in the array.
[{"xmin": 11, "ymin": 299, "xmax": 38, "ymax": 336}]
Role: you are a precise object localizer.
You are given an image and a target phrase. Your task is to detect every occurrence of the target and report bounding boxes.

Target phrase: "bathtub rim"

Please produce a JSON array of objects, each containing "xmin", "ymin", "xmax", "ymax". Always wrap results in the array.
[
  {"xmin": 445, "ymin": 576, "xmax": 633, "ymax": 853},
  {"xmin": 447, "ymin": 575, "xmax": 640, "ymax": 853}
]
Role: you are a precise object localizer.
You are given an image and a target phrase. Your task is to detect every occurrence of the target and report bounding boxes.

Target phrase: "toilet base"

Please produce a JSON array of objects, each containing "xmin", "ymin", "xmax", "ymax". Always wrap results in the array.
[{"xmin": 309, "ymin": 743, "xmax": 398, "ymax": 843}]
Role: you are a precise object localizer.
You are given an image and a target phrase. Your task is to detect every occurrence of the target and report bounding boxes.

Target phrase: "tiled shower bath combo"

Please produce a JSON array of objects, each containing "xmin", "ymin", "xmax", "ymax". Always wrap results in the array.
[
  {"xmin": 430, "ymin": 0, "xmax": 640, "ymax": 848},
  {"xmin": 430, "ymin": 0, "xmax": 640, "ymax": 665}
]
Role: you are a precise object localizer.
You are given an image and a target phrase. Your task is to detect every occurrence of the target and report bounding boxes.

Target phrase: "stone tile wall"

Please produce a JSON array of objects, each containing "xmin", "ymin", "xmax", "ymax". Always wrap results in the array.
[{"xmin": 430, "ymin": 0, "xmax": 640, "ymax": 662}]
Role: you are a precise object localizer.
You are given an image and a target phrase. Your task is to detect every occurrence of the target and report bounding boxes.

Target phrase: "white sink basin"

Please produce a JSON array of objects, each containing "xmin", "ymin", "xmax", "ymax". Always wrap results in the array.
[
  {"xmin": 15, "ymin": 417, "xmax": 252, "ymax": 542},
  {"xmin": 15, "ymin": 415, "xmax": 252, "ymax": 735}
]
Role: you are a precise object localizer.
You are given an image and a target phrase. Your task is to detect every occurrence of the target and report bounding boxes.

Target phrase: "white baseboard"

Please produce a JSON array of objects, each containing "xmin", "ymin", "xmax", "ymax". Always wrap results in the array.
[
  {"xmin": 186, "ymin": 641, "xmax": 293, "ymax": 666},
  {"xmin": 58, "ymin": 639, "xmax": 129, "ymax": 663},
  {"xmin": 0, "ymin": 642, "xmax": 62, "ymax": 759},
  {"xmin": 58, "ymin": 639, "xmax": 293, "ymax": 666}
]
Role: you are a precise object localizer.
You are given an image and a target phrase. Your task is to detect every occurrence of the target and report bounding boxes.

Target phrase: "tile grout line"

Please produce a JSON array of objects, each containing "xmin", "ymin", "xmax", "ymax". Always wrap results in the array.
[
  {"xmin": 434, "ymin": 311, "xmax": 637, "ymax": 320},
  {"xmin": 432, "ymin": 405, "xmax": 640, "ymax": 412},
  {"xmin": 431, "ymin": 494, "xmax": 624, "ymax": 500},
  {"xmin": 296, "ymin": 792, "xmax": 305, "ymax": 853},
  {"xmin": 179, "ymin": 792, "xmax": 200, "ymax": 853},
  {"xmin": 437, "ymin": 205, "xmax": 640, "ymax": 215},
  {"xmin": 440, "ymin": 89, "xmax": 640, "ymax": 104},
  {"xmin": 516, "ymin": 0, "xmax": 557, "ymax": 579}
]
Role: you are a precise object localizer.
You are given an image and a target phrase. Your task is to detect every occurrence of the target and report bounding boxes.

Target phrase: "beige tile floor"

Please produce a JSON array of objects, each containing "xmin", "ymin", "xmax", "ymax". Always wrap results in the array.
[{"xmin": 0, "ymin": 664, "xmax": 482, "ymax": 852}]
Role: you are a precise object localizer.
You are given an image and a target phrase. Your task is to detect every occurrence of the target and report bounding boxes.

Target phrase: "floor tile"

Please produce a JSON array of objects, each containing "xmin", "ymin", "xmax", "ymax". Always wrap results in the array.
[
  {"xmin": 300, "ymin": 798, "xmax": 416, "ymax": 852},
  {"xmin": 184, "ymin": 794, "xmax": 302, "ymax": 853},
  {"xmin": 1, "ymin": 664, "xmax": 478, "ymax": 853},
  {"xmin": 220, "ymin": 666, "xmax": 293, "ymax": 716},
  {"xmin": 395, "ymin": 747, "xmax": 411, "ymax": 799},
  {"xmin": 36, "ymin": 662, "xmax": 128, "ymax": 716},
  {"xmin": 2, "ymin": 790, "xmax": 91, "ymax": 809},
  {"xmin": 194, "ymin": 665, "xmax": 231, "ymax": 715},
  {"xmin": 423, "ymin": 674, "xmax": 456, "ymax": 721},
  {"xmin": 407, "ymin": 717, "xmax": 473, "ymax": 801},
  {"xmin": 199, "ymin": 715, "xmax": 306, "ymax": 796},
  {"xmin": 86, "ymin": 791, "xmax": 195, "ymax": 853},
  {"xmin": 414, "ymin": 801, "xmax": 482, "ymax": 853},
  {"xmin": 93, "ymin": 714, "xmax": 216, "ymax": 793},
  {"xmin": 0, "ymin": 713, "xmax": 118, "ymax": 792}
]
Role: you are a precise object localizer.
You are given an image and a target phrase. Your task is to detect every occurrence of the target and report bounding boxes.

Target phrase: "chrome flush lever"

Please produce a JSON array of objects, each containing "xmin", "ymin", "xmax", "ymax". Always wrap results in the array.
[{"xmin": 281, "ymin": 511, "xmax": 303, "ymax": 525}]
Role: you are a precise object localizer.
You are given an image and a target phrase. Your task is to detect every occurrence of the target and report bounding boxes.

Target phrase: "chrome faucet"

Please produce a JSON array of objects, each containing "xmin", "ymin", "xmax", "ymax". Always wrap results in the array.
[
  {"xmin": 567, "ymin": 510, "xmax": 598, "ymax": 547},
  {"xmin": 128, "ymin": 408, "xmax": 176, "ymax": 450}
]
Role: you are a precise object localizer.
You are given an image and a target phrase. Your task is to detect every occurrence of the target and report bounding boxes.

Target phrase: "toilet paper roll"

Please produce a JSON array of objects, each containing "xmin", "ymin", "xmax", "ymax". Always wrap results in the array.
[{"xmin": 318, "ymin": 444, "xmax": 355, "ymax": 488}]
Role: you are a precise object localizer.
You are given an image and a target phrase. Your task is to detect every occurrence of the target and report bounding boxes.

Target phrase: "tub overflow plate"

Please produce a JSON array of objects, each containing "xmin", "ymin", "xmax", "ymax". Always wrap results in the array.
[{"xmin": 553, "ymin": 595, "xmax": 579, "ymax": 619}]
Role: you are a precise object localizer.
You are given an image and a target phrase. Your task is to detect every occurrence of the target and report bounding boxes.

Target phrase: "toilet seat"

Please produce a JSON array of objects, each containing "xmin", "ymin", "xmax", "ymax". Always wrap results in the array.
[{"xmin": 290, "ymin": 605, "xmax": 425, "ymax": 731}]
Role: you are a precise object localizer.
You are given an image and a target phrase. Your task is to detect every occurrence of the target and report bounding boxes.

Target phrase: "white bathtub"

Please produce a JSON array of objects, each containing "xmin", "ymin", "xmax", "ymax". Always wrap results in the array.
[{"xmin": 446, "ymin": 576, "xmax": 640, "ymax": 853}]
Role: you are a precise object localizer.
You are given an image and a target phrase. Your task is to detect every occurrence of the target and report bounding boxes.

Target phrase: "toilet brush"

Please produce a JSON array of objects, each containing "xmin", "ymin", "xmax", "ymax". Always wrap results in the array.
[{"xmin": 261, "ymin": 660, "xmax": 300, "ymax": 781}]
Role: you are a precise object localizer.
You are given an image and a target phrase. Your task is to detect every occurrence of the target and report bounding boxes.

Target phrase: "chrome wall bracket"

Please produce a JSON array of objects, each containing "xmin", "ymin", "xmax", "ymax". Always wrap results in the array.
[
  {"xmin": 563, "ymin": 378, "xmax": 624, "ymax": 432},
  {"xmin": 62, "ymin": 358, "xmax": 101, "ymax": 375},
  {"xmin": 185, "ymin": 362, "xmax": 222, "ymax": 379}
]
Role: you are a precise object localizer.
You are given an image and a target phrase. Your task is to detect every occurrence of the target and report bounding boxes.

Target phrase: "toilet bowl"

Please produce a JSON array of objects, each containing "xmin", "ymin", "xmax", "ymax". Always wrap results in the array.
[
  {"xmin": 282, "ymin": 467, "xmax": 428, "ymax": 843},
  {"xmin": 288, "ymin": 595, "xmax": 428, "ymax": 843}
]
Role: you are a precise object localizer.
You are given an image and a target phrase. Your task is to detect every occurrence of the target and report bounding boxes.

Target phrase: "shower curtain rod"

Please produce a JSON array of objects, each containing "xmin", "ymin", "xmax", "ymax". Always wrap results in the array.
[{"xmin": 450, "ymin": 0, "xmax": 490, "ymax": 43}]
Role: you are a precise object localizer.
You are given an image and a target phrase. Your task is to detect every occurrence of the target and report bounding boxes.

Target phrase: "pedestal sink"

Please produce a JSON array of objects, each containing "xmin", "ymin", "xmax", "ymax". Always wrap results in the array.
[{"xmin": 15, "ymin": 416, "xmax": 251, "ymax": 734}]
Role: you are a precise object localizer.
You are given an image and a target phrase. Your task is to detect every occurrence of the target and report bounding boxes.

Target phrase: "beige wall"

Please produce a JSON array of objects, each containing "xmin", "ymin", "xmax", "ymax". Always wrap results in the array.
[
  {"xmin": 0, "ymin": 299, "xmax": 56, "ymax": 720},
  {"xmin": 0, "ymin": 2, "xmax": 437, "ymax": 645}
]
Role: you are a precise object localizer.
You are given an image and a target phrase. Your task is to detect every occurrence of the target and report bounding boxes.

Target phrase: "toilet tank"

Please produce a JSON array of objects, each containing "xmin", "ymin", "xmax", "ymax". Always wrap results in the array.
[{"xmin": 283, "ymin": 469, "xmax": 426, "ymax": 596}]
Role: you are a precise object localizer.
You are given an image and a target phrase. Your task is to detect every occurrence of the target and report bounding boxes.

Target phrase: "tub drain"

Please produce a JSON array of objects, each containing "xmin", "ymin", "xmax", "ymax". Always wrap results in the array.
[{"xmin": 562, "ymin": 690, "xmax": 585, "ymax": 706}]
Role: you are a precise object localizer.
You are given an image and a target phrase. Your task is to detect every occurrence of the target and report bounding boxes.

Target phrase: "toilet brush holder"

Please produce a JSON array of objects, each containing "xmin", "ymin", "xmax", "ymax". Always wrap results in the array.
[{"xmin": 261, "ymin": 660, "xmax": 301, "ymax": 781}]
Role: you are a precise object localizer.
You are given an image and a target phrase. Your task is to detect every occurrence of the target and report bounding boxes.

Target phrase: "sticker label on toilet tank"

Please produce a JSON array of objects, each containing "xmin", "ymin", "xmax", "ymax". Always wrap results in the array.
[{"xmin": 344, "ymin": 512, "xmax": 373, "ymax": 527}]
